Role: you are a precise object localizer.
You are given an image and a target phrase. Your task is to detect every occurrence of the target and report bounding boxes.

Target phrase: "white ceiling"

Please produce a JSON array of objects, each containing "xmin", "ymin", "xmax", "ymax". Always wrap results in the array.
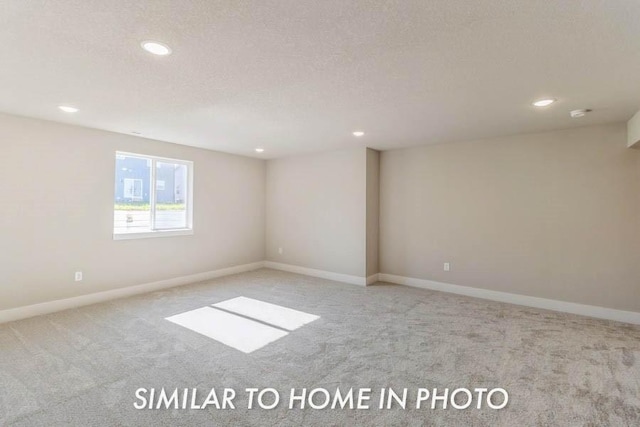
[{"xmin": 1, "ymin": 1, "xmax": 639, "ymax": 158}]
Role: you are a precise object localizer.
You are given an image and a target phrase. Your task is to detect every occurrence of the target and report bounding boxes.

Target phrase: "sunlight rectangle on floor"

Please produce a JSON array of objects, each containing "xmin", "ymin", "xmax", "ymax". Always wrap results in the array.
[
  {"xmin": 165, "ymin": 306, "xmax": 288, "ymax": 353},
  {"xmin": 212, "ymin": 296, "xmax": 319, "ymax": 331}
]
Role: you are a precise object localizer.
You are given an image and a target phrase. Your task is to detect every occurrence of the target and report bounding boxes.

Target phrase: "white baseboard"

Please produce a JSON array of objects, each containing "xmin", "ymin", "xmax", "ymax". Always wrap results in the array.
[
  {"xmin": 378, "ymin": 273, "xmax": 640, "ymax": 325},
  {"xmin": 5, "ymin": 262, "xmax": 637, "ymax": 326},
  {"xmin": 0, "ymin": 261, "xmax": 265, "ymax": 324},
  {"xmin": 264, "ymin": 261, "xmax": 367, "ymax": 286}
]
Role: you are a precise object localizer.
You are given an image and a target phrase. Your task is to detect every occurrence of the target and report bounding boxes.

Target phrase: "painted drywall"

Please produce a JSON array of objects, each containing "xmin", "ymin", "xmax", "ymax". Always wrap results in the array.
[
  {"xmin": 265, "ymin": 148, "xmax": 367, "ymax": 277},
  {"xmin": 380, "ymin": 123, "xmax": 640, "ymax": 312},
  {"xmin": 0, "ymin": 113, "xmax": 265, "ymax": 311},
  {"xmin": 628, "ymin": 110, "xmax": 640, "ymax": 148},
  {"xmin": 366, "ymin": 148, "xmax": 380, "ymax": 277}
]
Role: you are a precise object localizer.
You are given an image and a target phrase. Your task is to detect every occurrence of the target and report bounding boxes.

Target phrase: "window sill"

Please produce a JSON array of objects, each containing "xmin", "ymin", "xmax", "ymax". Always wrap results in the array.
[{"xmin": 113, "ymin": 229, "xmax": 194, "ymax": 241}]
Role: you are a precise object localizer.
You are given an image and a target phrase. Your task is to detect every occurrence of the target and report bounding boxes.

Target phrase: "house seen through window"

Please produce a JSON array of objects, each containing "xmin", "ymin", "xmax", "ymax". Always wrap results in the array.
[{"xmin": 114, "ymin": 152, "xmax": 193, "ymax": 239}]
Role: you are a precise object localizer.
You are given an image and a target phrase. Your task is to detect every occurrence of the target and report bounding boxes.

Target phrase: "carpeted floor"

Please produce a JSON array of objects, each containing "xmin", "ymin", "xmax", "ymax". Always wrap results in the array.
[{"xmin": 1, "ymin": 268, "xmax": 639, "ymax": 426}]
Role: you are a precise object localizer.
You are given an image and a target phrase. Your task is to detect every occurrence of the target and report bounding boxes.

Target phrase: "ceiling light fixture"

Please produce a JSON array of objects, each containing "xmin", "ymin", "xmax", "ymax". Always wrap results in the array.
[
  {"xmin": 58, "ymin": 105, "xmax": 79, "ymax": 113},
  {"xmin": 255, "ymin": 148, "xmax": 265, "ymax": 153},
  {"xmin": 532, "ymin": 98, "xmax": 556, "ymax": 107},
  {"xmin": 141, "ymin": 41, "xmax": 172, "ymax": 56},
  {"xmin": 352, "ymin": 131, "xmax": 365, "ymax": 137}
]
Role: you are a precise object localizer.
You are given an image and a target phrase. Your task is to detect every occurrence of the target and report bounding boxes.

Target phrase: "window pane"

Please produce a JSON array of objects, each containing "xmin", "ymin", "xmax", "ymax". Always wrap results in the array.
[
  {"xmin": 114, "ymin": 154, "xmax": 152, "ymax": 233},
  {"xmin": 154, "ymin": 161, "xmax": 188, "ymax": 230}
]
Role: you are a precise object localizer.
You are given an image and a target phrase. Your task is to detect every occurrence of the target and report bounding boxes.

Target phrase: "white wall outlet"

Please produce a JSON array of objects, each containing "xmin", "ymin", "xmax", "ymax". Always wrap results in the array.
[
  {"xmin": 75, "ymin": 271, "xmax": 83, "ymax": 281},
  {"xmin": 444, "ymin": 263, "xmax": 450, "ymax": 272},
  {"xmin": 278, "ymin": 247, "xmax": 283, "ymax": 255}
]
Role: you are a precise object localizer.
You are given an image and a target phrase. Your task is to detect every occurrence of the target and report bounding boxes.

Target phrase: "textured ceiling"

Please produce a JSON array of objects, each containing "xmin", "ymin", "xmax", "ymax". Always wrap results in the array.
[{"xmin": 1, "ymin": 1, "xmax": 639, "ymax": 158}]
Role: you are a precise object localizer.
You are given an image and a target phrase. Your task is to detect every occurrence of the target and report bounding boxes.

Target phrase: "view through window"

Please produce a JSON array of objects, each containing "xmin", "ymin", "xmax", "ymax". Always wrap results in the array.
[{"xmin": 114, "ymin": 152, "xmax": 192, "ymax": 237}]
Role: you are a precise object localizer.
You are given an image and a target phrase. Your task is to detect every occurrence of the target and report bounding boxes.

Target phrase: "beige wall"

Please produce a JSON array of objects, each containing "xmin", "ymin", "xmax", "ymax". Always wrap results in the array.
[
  {"xmin": 629, "ymin": 111, "xmax": 640, "ymax": 148},
  {"xmin": 3, "ymin": 113, "xmax": 638, "ymax": 315},
  {"xmin": 380, "ymin": 123, "xmax": 640, "ymax": 312},
  {"xmin": 366, "ymin": 148, "xmax": 380, "ymax": 277},
  {"xmin": 265, "ymin": 148, "xmax": 367, "ymax": 277},
  {"xmin": 0, "ymin": 113, "xmax": 265, "ymax": 311}
]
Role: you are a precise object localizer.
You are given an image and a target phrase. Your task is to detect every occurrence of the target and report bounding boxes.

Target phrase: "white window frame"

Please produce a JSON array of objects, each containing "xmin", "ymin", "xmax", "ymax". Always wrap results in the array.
[{"xmin": 114, "ymin": 151, "xmax": 194, "ymax": 240}]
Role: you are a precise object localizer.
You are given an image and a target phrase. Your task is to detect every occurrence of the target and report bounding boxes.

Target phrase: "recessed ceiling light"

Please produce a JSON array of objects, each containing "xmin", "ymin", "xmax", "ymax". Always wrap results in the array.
[
  {"xmin": 255, "ymin": 148, "xmax": 265, "ymax": 153},
  {"xmin": 58, "ymin": 105, "xmax": 78, "ymax": 113},
  {"xmin": 352, "ymin": 131, "xmax": 365, "ymax": 137},
  {"xmin": 532, "ymin": 99, "xmax": 556, "ymax": 107},
  {"xmin": 141, "ymin": 41, "xmax": 172, "ymax": 56}
]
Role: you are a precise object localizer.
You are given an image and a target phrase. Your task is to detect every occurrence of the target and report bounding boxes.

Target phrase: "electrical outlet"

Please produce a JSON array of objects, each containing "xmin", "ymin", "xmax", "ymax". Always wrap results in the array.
[
  {"xmin": 443, "ymin": 263, "xmax": 450, "ymax": 272},
  {"xmin": 75, "ymin": 271, "xmax": 83, "ymax": 281},
  {"xmin": 278, "ymin": 247, "xmax": 283, "ymax": 255}
]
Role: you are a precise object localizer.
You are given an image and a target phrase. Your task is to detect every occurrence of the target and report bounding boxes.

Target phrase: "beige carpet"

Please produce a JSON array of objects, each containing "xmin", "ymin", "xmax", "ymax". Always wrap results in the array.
[{"xmin": 1, "ymin": 268, "xmax": 639, "ymax": 426}]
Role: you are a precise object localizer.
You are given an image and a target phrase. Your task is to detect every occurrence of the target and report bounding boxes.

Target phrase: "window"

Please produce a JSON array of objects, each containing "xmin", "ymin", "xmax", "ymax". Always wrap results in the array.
[{"xmin": 114, "ymin": 152, "xmax": 193, "ymax": 239}]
